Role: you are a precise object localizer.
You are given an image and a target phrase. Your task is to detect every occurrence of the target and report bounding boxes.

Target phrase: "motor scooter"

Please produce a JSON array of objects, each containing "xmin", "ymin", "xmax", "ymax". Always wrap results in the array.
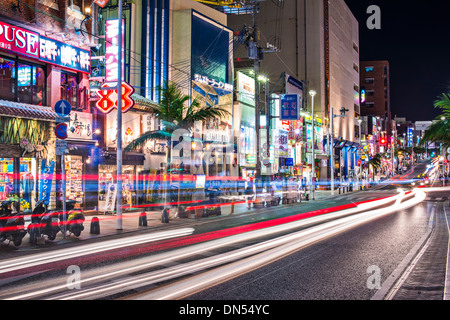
[
  {"xmin": 28, "ymin": 200, "xmax": 60, "ymax": 243},
  {"xmin": 60, "ymin": 200, "xmax": 85, "ymax": 237},
  {"xmin": 0, "ymin": 200, "xmax": 27, "ymax": 246}
]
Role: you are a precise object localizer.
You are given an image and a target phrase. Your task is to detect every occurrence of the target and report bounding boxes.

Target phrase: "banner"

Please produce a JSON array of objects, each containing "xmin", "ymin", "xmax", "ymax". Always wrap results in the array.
[
  {"xmin": 39, "ymin": 159, "xmax": 55, "ymax": 205},
  {"xmin": 101, "ymin": 183, "xmax": 117, "ymax": 213}
]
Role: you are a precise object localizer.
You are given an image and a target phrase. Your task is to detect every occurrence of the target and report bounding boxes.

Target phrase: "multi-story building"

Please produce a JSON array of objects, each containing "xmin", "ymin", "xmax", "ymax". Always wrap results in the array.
[
  {"xmin": 360, "ymin": 60, "xmax": 391, "ymax": 132},
  {"xmin": 0, "ymin": 0, "xmax": 97, "ymax": 212},
  {"xmin": 222, "ymin": 0, "xmax": 361, "ymax": 184}
]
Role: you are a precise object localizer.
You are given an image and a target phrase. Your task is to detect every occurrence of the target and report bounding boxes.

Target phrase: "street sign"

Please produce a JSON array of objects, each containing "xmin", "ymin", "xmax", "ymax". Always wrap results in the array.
[
  {"xmin": 55, "ymin": 116, "xmax": 70, "ymax": 123},
  {"xmin": 55, "ymin": 123, "xmax": 68, "ymax": 140},
  {"xmin": 55, "ymin": 140, "xmax": 67, "ymax": 156},
  {"xmin": 54, "ymin": 100, "xmax": 72, "ymax": 116}
]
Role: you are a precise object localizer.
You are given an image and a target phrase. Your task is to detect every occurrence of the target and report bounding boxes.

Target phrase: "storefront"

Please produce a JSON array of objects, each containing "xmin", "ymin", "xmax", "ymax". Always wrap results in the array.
[{"xmin": 0, "ymin": 18, "xmax": 92, "ymax": 212}]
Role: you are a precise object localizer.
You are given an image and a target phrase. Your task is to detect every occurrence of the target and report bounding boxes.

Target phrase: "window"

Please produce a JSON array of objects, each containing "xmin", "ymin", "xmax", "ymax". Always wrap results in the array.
[
  {"xmin": 61, "ymin": 71, "xmax": 78, "ymax": 109},
  {"xmin": 365, "ymin": 66, "xmax": 374, "ymax": 72},
  {"xmin": 0, "ymin": 56, "xmax": 46, "ymax": 106},
  {"xmin": 365, "ymin": 78, "xmax": 374, "ymax": 84},
  {"xmin": 0, "ymin": 57, "xmax": 15, "ymax": 101}
]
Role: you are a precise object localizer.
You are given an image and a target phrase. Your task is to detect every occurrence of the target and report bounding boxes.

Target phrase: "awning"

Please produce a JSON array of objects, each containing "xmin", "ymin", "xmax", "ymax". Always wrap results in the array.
[{"xmin": 0, "ymin": 100, "xmax": 57, "ymax": 121}]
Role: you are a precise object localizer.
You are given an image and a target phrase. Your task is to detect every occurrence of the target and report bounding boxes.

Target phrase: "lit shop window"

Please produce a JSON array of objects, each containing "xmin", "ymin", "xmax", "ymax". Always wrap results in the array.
[
  {"xmin": 0, "ymin": 57, "xmax": 15, "ymax": 101},
  {"xmin": 61, "ymin": 71, "xmax": 78, "ymax": 109},
  {"xmin": 0, "ymin": 57, "xmax": 45, "ymax": 105}
]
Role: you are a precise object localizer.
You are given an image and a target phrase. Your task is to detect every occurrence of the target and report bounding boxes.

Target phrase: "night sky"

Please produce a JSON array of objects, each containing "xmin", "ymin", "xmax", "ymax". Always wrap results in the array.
[{"xmin": 344, "ymin": 0, "xmax": 450, "ymax": 122}]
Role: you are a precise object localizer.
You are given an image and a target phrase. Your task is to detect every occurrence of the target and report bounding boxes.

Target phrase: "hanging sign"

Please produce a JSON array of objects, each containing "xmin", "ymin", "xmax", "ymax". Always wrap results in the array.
[
  {"xmin": 280, "ymin": 94, "xmax": 301, "ymax": 121},
  {"xmin": 105, "ymin": 19, "xmax": 125, "ymax": 82},
  {"xmin": 39, "ymin": 159, "xmax": 55, "ymax": 205}
]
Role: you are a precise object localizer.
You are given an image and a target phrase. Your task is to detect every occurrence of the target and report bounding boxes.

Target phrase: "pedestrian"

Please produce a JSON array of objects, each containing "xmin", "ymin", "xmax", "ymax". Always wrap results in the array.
[{"xmin": 245, "ymin": 179, "xmax": 254, "ymax": 209}]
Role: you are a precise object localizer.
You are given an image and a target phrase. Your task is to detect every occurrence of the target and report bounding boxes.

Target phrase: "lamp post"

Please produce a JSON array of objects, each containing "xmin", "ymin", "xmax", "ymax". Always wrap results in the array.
[
  {"xmin": 329, "ymin": 107, "xmax": 348, "ymax": 195},
  {"xmin": 309, "ymin": 90, "xmax": 316, "ymax": 200}
]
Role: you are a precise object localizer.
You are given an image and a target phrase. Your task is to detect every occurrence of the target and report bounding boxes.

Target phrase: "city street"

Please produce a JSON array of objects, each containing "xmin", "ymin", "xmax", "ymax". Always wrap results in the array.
[
  {"xmin": 0, "ymin": 162, "xmax": 449, "ymax": 303},
  {"xmin": 0, "ymin": 0, "xmax": 450, "ymax": 307}
]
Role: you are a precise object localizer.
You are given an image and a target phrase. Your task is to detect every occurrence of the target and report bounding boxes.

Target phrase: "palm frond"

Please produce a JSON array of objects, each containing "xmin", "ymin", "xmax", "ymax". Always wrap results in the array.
[{"xmin": 124, "ymin": 130, "xmax": 170, "ymax": 152}]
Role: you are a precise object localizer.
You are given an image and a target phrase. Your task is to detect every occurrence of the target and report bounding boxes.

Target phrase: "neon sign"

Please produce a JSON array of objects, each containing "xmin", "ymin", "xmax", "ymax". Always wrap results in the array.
[
  {"xmin": 105, "ymin": 19, "xmax": 125, "ymax": 82},
  {"xmin": 0, "ymin": 21, "xmax": 39, "ymax": 58},
  {"xmin": 39, "ymin": 36, "xmax": 91, "ymax": 73}
]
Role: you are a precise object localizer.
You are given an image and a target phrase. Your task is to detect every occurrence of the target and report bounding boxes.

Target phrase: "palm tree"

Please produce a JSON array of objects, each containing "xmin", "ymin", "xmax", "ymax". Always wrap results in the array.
[
  {"xmin": 421, "ymin": 94, "xmax": 450, "ymax": 149},
  {"xmin": 124, "ymin": 81, "xmax": 230, "ymax": 209},
  {"xmin": 366, "ymin": 153, "xmax": 382, "ymax": 182}
]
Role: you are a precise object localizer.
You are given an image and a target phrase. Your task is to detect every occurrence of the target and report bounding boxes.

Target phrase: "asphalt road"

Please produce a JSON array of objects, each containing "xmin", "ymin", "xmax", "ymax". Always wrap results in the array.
[{"xmin": 183, "ymin": 197, "xmax": 435, "ymax": 300}]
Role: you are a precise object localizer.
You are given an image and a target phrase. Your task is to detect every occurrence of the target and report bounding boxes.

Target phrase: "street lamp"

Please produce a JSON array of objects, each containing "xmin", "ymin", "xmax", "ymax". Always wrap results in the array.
[
  {"xmin": 329, "ymin": 107, "xmax": 348, "ymax": 195},
  {"xmin": 309, "ymin": 90, "xmax": 316, "ymax": 200}
]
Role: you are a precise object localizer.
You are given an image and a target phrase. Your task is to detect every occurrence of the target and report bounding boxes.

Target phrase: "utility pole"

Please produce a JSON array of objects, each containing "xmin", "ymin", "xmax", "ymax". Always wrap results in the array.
[{"xmin": 116, "ymin": 0, "xmax": 123, "ymax": 230}]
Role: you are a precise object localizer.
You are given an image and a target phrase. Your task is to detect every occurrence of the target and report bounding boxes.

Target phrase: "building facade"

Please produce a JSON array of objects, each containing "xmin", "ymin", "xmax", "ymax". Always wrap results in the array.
[
  {"xmin": 360, "ymin": 60, "xmax": 391, "ymax": 133},
  {"xmin": 224, "ymin": 0, "xmax": 361, "ymax": 186},
  {"xmin": 0, "ymin": 0, "xmax": 96, "ymax": 212}
]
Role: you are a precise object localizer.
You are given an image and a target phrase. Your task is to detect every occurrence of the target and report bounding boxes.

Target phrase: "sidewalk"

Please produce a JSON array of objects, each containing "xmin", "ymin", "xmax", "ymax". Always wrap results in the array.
[{"xmin": 17, "ymin": 186, "xmax": 367, "ymax": 248}]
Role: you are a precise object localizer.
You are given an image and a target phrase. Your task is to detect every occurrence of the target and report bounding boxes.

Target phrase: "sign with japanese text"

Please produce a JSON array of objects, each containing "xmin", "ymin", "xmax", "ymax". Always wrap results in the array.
[
  {"xmin": 0, "ymin": 20, "xmax": 91, "ymax": 74},
  {"xmin": 280, "ymin": 94, "xmax": 301, "ymax": 121},
  {"xmin": 105, "ymin": 19, "xmax": 125, "ymax": 82},
  {"xmin": 39, "ymin": 36, "xmax": 91, "ymax": 74},
  {"xmin": 39, "ymin": 159, "xmax": 55, "ymax": 205},
  {"xmin": 0, "ymin": 21, "xmax": 40, "ymax": 59},
  {"xmin": 68, "ymin": 111, "xmax": 93, "ymax": 140}
]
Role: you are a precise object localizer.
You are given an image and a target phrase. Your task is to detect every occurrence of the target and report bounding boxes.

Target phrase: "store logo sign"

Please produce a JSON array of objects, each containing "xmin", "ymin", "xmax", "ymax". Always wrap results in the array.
[
  {"xmin": 0, "ymin": 21, "xmax": 39, "ymax": 58},
  {"xmin": 96, "ymin": 82, "xmax": 135, "ymax": 114}
]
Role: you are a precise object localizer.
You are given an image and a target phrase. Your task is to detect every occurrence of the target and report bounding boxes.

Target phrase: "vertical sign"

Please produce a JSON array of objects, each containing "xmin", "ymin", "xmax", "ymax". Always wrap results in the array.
[
  {"xmin": 105, "ymin": 19, "xmax": 125, "ymax": 82},
  {"xmin": 39, "ymin": 159, "xmax": 55, "ymax": 205}
]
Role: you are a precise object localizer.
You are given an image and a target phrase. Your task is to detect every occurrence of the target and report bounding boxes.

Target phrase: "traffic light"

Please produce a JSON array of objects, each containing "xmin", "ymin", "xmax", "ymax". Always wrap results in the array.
[{"xmin": 379, "ymin": 137, "xmax": 387, "ymax": 145}]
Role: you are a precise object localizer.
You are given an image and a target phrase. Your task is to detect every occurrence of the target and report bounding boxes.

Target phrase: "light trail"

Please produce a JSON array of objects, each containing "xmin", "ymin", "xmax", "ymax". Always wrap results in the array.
[
  {"xmin": 3, "ymin": 189, "xmax": 424, "ymax": 300},
  {"xmin": 0, "ymin": 228, "xmax": 195, "ymax": 276}
]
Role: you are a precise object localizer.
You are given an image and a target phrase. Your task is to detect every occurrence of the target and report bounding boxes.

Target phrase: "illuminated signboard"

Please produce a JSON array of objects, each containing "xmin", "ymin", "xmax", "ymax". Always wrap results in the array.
[
  {"xmin": 280, "ymin": 94, "xmax": 301, "ymax": 121},
  {"xmin": 105, "ymin": 19, "xmax": 125, "ymax": 82},
  {"xmin": 96, "ymin": 82, "xmax": 135, "ymax": 114},
  {"xmin": 39, "ymin": 36, "xmax": 90, "ymax": 74},
  {"xmin": 194, "ymin": 74, "xmax": 233, "ymax": 92},
  {"xmin": 0, "ymin": 21, "xmax": 39, "ymax": 59},
  {"xmin": 0, "ymin": 20, "xmax": 91, "ymax": 74}
]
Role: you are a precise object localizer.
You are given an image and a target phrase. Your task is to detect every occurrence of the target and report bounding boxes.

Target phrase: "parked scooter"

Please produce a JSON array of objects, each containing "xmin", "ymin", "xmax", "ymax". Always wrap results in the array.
[
  {"xmin": 28, "ymin": 200, "xmax": 60, "ymax": 242},
  {"xmin": 0, "ymin": 200, "xmax": 27, "ymax": 246},
  {"xmin": 60, "ymin": 200, "xmax": 85, "ymax": 237}
]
